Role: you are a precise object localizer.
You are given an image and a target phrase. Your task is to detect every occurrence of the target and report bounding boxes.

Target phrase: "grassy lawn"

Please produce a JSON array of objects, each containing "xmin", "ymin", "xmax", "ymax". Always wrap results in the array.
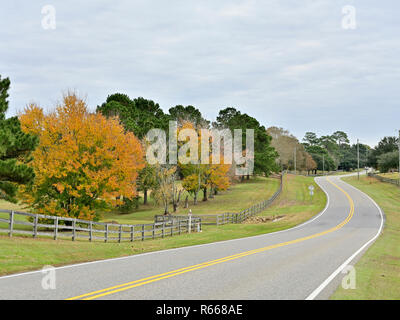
[
  {"xmin": 0, "ymin": 177, "xmax": 280, "ymax": 227},
  {"xmin": 0, "ymin": 174, "xmax": 326, "ymax": 276},
  {"xmin": 331, "ymin": 175, "xmax": 400, "ymax": 300},
  {"xmin": 258, "ymin": 174, "xmax": 326, "ymax": 227},
  {"xmin": 101, "ymin": 176, "xmax": 280, "ymax": 225},
  {"xmin": 376, "ymin": 172, "xmax": 400, "ymax": 180}
]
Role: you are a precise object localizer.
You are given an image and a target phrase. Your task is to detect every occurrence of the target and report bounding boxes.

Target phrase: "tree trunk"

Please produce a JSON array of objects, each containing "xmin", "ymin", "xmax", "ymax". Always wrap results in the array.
[
  {"xmin": 202, "ymin": 187, "xmax": 208, "ymax": 201},
  {"xmin": 184, "ymin": 195, "xmax": 189, "ymax": 208},
  {"xmin": 194, "ymin": 192, "xmax": 198, "ymax": 205},
  {"xmin": 143, "ymin": 189, "xmax": 148, "ymax": 205},
  {"xmin": 164, "ymin": 202, "xmax": 169, "ymax": 215},
  {"xmin": 247, "ymin": 174, "xmax": 250, "ymax": 180},
  {"xmin": 209, "ymin": 186, "xmax": 214, "ymax": 199}
]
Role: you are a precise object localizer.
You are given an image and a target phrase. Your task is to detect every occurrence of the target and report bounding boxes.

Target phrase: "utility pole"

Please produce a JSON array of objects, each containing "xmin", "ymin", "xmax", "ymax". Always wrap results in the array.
[
  {"xmin": 357, "ymin": 139, "xmax": 360, "ymax": 180},
  {"xmin": 322, "ymin": 154, "xmax": 325, "ymax": 175},
  {"xmin": 294, "ymin": 147, "xmax": 297, "ymax": 175}
]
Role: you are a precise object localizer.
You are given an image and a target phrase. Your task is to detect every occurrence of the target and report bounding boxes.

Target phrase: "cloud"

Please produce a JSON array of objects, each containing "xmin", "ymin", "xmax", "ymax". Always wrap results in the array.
[{"xmin": 1, "ymin": 0, "xmax": 399, "ymax": 147}]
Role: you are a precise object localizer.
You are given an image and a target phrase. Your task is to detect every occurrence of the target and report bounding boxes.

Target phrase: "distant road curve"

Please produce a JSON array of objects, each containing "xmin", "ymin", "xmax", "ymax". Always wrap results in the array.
[{"xmin": 0, "ymin": 174, "xmax": 384, "ymax": 300}]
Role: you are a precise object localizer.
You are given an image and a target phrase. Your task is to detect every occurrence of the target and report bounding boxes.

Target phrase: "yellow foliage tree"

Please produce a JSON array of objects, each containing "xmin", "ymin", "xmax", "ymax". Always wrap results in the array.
[
  {"xmin": 19, "ymin": 94, "xmax": 145, "ymax": 220},
  {"xmin": 179, "ymin": 121, "xmax": 232, "ymax": 203}
]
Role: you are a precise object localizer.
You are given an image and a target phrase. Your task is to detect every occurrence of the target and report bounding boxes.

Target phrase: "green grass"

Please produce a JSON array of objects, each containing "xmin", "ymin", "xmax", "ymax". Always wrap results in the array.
[
  {"xmin": 102, "ymin": 176, "xmax": 280, "ymax": 225},
  {"xmin": 376, "ymin": 172, "xmax": 400, "ymax": 180},
  {"xmin": 258, "ymin": 174, "xmax": 326, "ymax": 227},
  {"xmin": 0, "ymin": 174, "xmax": 326, "ymax": 276},
  {"xmin": 0, "ymin": 199, "xmax": 26, "ymax": 211},
  {"xmin": 0, "ymin": 177, "xmax": 280, "ymax": 228},
  {"xmin": 331, "ymin": 175, "xmax": 400, "ymax": 300}
]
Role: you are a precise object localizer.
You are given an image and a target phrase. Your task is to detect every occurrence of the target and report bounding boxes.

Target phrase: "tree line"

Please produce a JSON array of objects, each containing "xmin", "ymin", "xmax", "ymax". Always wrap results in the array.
[
  {"xmin": 2, "ymin": 73, "xmax": 397, "ymax": 221},
  {"xmin": 0, "ymin": 76, "xmax": 281, "ymax": 220}
]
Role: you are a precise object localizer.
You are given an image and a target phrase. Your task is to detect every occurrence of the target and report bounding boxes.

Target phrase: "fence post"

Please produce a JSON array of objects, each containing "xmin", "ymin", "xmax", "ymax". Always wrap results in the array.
[
  {"xmin": 171, "ymin": 220, "xmax": 174, "ymax": 236},
  {"xmin": 152, "ymin": 224, "xmax": 155, "ymax": 239},
  {"xmin": 72, "ymin": 219, "xmax": 76, "ymax": 241},
  {"xmin": 9, "ymin": 211, "xmax": 14, "ymax": 237},
  {"xmin": 119, "ymin": 225, "xmax": 122, "ymax": 243},
  {"xmin": 142, "ymin": 225, "xmax": 145, "ymax": 241},
  {"xmin": 89, "ymin": 221, "xmax": 92, "ymax": 242},
  {"xmin": 33, "ymin": 215, "xmax": 38, "ymax": 238},
  {"xmin": 54, "ymin": 217, "xmax": 58, "ymax": 240},
  {"xmin": 162, "ymin": 222, "xmax": 165, "ymax": 238},
  {"xmin": 105, "ymin": 224, "xmax": 109, "ymax": 243},
  {"xmin": 131, "ymin": 226, "xmax": 134, "ymax": 242},
  {"xmin": 178, "ymin": 219, "xmax": 181, "ymax": 235}
]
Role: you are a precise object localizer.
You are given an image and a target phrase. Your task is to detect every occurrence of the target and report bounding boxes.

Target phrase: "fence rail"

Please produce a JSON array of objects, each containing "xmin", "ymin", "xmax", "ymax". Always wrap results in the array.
[
  {"xmin": 0, "ymin": 209, "xmax": 201, "ymax": 242},
  {"xmin": 155, "ymin": 174, "xmax": 283, "ymax": 226},
  {"xmin": 286, "ymin": 170, "xmax": 344, "ymax": 177},
  {"xmin": 368, "ymin": 172, "xmax": 400, "ymax": 186}
]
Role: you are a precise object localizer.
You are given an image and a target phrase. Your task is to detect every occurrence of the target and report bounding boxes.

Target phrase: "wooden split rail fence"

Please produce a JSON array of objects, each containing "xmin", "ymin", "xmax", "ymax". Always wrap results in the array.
[
  {"xmin": 155, "ymin": 174, "xmax": 283, "ymax": 226},
  {"xmin": 0, "ymin": 210, "xmax": 201, "ymax": 242},
  {"xmin": 368, "ymin": 172, "xmax": 400, "ymax": 186}
]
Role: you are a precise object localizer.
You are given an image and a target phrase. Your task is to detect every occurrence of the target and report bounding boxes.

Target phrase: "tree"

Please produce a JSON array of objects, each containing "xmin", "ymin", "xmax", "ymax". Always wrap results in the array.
[
  {"xmin": 338, "ymin": 143, "xmax": 370, "ymax": 171},
  {"xmin": 214, "ymin": 107, "xmax": 278, "ymax": 177},
  {"xmin": 182, "ymin": 173, "xmax": 201, "ymax": 205},
  {"xmin": 304, "ymin": 145, "xmax": 336, "ymax": 172},
  {"xmin": 0, "ymin": 76, "xmax": 37, "ymax": 202},
  {"xmin": 169, "ymin": 105, "xmax": 210, "ymax": 128},
  {"xmin": 304, "ymin": 153, "xmax": 317, "ymax": 174},
  {"xmin": 302, "ymin": 132, "xmax": 319, "ymax": 146},
  {"xmin": 137, "ymin": 165, "xmax": 157, "ymax": 205},
  {"xmin": 332, "ymin": 131, "xmax": 350, "ymax": 146},
  {"xmin": 97, "ymin": 94, "xmax": 170, "ymax": 139},
  {"xmin": 369, "ymin": 136, "xmax": 398, "ymax": 169},
  {"xmin": 19, "ymin": 94, "xmax": 145, "ymax": 220},
  {"xmin": 208, "ymin": 160, "xmax": 231, "ymax": 197},
  {"xmin": 178, "ymin": 121, "xmax": 232, "ymax": 202},
  {"xmin": 377, "ymin": 151, "xmax": 398, "ymax": 173},
  {"xmin": 267, "ymin": 126, "xmax": 315, "ymax": 172},
  {"xmin": 152, "ymin": 165, "xmax": 183, "ymax": 214},
  {"xmin": 302, "ymin": 131, "xmax": 361, "ymax": 172}
]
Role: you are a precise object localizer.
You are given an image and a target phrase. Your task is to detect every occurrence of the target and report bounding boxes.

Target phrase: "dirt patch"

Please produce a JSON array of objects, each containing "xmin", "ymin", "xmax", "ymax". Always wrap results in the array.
[{"xmin": 242, "ymin": 215, "xmax": 285, "ymax": 224}]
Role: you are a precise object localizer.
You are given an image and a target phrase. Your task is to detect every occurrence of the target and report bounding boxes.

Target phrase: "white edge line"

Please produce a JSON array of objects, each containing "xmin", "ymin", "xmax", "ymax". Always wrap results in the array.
[
  {"xmin": 305, "ymin": 176, "xmax": 385, "ymax": 300},
  {"xmin": 0, "ymin": 175, "xmax": 332, "ymax": 281}
]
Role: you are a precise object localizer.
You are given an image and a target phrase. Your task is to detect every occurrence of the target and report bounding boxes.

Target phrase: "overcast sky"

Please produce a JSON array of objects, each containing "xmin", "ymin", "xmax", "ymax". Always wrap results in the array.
[{"xmin": 1, "ymin": 0, "xmax": 399, "ymax": 147}]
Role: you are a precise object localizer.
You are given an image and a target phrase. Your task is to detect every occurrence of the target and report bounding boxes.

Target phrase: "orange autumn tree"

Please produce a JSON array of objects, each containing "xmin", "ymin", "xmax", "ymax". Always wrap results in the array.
[{"xmin": 19, "ymin": 94, "xmax": 144, "ymax": 220}]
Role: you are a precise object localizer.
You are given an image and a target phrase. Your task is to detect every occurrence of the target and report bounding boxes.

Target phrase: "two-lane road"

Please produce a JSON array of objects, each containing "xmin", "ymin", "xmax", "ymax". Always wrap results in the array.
[{"xmin": 0, "ymin": 175, "xmax": 384, "ymax": 300}]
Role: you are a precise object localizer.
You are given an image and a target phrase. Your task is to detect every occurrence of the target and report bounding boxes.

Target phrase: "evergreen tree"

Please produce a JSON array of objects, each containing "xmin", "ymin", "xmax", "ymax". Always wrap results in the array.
[{"xmin": 0, "ymin": 76, "xmax": 37, "ymax": 202}]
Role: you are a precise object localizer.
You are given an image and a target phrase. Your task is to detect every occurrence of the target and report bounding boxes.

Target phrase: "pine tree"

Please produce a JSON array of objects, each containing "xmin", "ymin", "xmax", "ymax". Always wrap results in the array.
[{"xmin": 0, "ymin": 76, "xmax": 37, "ymax": 202}]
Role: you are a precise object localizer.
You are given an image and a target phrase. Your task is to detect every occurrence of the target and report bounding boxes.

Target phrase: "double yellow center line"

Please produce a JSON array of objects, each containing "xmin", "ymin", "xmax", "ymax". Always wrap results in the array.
[{"xmin": 67, "ymin": 177, "xmax": 354, "ymax": 300}]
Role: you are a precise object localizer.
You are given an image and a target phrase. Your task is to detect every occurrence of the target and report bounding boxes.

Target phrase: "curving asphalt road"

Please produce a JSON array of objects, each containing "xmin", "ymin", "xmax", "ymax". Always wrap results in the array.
[{"xmin": 0, "ymin": 174, "xmax": 384, "ymax": 300}]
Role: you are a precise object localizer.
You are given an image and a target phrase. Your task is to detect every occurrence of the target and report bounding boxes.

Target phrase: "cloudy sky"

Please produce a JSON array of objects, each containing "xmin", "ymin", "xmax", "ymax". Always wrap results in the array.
[{"xmin": 1, "ymin": 0, "xmax": 399, "ymax": 146}]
